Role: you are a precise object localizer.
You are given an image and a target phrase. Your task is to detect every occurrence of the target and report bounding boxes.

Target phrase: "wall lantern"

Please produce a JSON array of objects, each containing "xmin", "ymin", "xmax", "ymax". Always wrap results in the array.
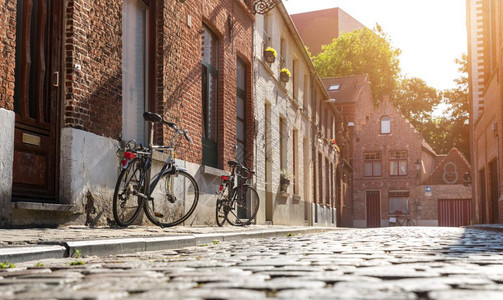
[{"xmin": 253, "ymin": 0, "xmax": 283, "ymax": 14}]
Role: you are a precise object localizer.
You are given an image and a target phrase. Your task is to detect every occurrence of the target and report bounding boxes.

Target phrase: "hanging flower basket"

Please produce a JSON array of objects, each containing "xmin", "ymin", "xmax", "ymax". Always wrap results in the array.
[
  {"xmin": 264, "ymin": 47, "xmax": 277, "ymax": 63},
  {"xmin": 280, "ymin": 68, "xmax": 291, "ymax": 83},
  {"xmin": 329, "ymin": 139, "xmax": 341, "ymax": 152}
]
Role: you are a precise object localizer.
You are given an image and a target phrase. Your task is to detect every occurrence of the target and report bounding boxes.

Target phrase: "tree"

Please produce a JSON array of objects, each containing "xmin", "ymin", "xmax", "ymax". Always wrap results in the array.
[
  {"xmin": 392, "ymin": 77, "xmax": 441, "ymax": 133},
  {"xmin": 439, "ymin": 54, "xmax": 470, "ymax": 159},
  {"xmin": 313, "ymin": 25, "xmax": 401, "ymax": 104}
]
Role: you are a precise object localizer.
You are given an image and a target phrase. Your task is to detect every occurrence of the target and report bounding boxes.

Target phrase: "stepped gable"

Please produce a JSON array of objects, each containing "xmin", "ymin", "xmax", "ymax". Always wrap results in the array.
[{"xmin": 425, "ymin": 148, "xmax": 471, "ymax": 185}]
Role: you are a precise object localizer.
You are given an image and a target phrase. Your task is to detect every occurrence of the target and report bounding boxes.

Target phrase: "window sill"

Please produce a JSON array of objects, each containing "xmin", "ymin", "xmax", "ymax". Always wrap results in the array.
[{"xmin": 201, "ymin": 165, "xmax": 228, "ymax": 177}]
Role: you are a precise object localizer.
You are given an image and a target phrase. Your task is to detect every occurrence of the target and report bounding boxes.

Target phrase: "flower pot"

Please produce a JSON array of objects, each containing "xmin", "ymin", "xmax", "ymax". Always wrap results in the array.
[
  {"xmin": 264, "ymin": 50, "xmax": 276, "ymax": 63},
  {"xmin": 280, "ymin": 71, "xmax": 290, "ymax": 83}
]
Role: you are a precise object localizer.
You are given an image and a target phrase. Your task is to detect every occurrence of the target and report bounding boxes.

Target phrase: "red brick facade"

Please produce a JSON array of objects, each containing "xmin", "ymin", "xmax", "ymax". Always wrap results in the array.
[
  {"xmin": 0, "ymin": 0, "xmax": 16, "ymax": 111},
  {"xmin": 158, "ymin": 0, "xmax": 254, "ymax": 169}
]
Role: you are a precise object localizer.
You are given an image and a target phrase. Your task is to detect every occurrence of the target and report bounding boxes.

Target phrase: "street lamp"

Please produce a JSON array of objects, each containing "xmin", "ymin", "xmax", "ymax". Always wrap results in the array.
[{"xmin": 253, "ymin": 0, "xmax": 283, "ymax": 14}]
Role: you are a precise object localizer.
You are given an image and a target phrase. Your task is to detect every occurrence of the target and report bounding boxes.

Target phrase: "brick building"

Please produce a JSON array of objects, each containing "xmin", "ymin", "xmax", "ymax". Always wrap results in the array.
[
  {"xmin": 322, "ymin": 75, "xmax": 375, "ymax": 227},
  {"xmin": 253, "ymin": 3, "xmax": 340, "ymax": 226},
  {"xmin": 467, "ymin": 0, "xmax": 503, "ymax": 224},
  {"xmin": 0, "ymin": 0, "xmax": 255, "ymax": 227},
  {"xmin": 290, "ymin": 7, "xmax": 364, "ymax": 56},
  {"xmin": 349, "ymin": 96, "xmax": 471, "ymax": 227}
]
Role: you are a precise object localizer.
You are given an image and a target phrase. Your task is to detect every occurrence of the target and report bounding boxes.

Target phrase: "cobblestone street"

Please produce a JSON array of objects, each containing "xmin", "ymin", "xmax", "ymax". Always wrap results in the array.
[{"xmin": 1, "ymin": 227, "xmax": 503, "ymax": 299}]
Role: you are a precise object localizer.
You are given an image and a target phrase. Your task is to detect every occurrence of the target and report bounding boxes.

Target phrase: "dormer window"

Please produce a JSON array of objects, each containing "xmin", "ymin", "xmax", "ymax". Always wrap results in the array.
[
  {"xmin": 381, "ymin": 116, "xmax": 391, "ymax": 134},
  {"xmin": 328, "ymin": 84, "xmax": 340, "ymax": 91}
]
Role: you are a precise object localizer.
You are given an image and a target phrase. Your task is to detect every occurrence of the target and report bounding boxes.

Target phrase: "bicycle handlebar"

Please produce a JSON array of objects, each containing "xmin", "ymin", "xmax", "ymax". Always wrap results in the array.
[{"xmin": 143, "ymin": 112, "xmax": 192, "ymax": 143}]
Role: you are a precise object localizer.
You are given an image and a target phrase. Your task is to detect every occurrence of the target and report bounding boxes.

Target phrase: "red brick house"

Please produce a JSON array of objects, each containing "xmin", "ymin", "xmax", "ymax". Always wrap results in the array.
[
  {"xmin": 350, "ymin": 97, "xmax": 471, "ymax": 227},
  {"xmin": 467, "ymin": 0, "xmax": 503, "ymax": 224},
  {"xmin": 0, "ymin": 0, "xmax": 255, "ymax": 227}
]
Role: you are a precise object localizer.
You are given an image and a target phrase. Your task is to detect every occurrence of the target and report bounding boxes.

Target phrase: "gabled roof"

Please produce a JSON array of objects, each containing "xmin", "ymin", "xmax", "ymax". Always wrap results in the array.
[
  {"xmin": 425, "ymin": 148, "xmax": 471, "ymax": 185},
  {"xmin": 321, "ymin": 75, "xmax": 370, "ymax": 103}
]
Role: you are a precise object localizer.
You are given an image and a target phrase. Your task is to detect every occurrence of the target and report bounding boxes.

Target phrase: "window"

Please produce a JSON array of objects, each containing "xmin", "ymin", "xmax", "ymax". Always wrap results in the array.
[
  {"xmin": 388, "ymin": 191, "xmax": 409, "ymax": 215},
  {"xmin": 364, "ymin": 152, "xmax": 382, "ymax": 177},
  {"xmin": 381, "ymin": 116, "xmax": 391, "ymax": 134},
  {"xmin": 122, "ymin": 0, "xmax": 148, "ymax": 144},
  {"xmin": 390, "ymin": 151, "xmax": 408, "ymax": 176},
  {"xmin": 236, "ymin": 58, "xmax": 247, "ymax": 164},
  {"xmin": 328, "ymin": 84, "xmax": 340, "ymax": 91},
  {"xmin": 202, "ymin": 25, "xmax": 219, "ymax": 167}
]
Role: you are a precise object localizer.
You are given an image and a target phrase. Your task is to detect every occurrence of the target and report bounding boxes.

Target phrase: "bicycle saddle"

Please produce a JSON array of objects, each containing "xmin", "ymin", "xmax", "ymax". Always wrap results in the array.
[{"xmin": 143, "ymin": 112, "xmax": 162, "ymax": 123}]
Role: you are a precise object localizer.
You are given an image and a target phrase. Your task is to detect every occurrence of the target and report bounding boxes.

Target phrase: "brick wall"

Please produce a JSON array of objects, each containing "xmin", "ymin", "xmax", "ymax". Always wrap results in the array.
[
  {"xmin": 64, "ymin": 0, "xmax": 122, "ymax": 138},
  {"xmin": 159, "ymin": 0, "xmax": 254, "ymax": 169},
  {"xmin": 352, "ymin": 100, "xmax": 425, "ymax": 225},
  {"xmin": 0, "ymin": 0, "xmax": 16, "ymax": 111}
]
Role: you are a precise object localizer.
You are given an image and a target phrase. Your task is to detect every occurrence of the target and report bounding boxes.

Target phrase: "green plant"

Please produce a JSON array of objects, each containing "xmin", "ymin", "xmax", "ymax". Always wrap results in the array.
[
  {"xmin": 200, "ymin": 244, "xmax": 209, "ymax": 247},
  {"xmin": 280, "ymin": 68, "xmax": 291, "ymax": 77},
  {"xmin": 213, "ymin": 240, "xmax": 220, "ymax": 245},
  {"xmin": 0, "ymin": 262, "xmax": 15, "ymax": 269},
  {"xmin": 280, "ymin": 169, "xmax": 294, "ymax": 181},
  {"xmin": 70, "ymin": 260, "xmax": 85, "ymax": 266},
  {"xmin": 286, "ymin": 233, "xmax": 296, "ymax": 237},
  {"xmin": 265, "ymin": 46, "xmax": 277, "ymax": 58},
  {"xmin": 34, "ymin": 262, "xmax": 45, "ymax": 268},
  {"xmin": 74, "ymin": 249, "xmax": 82, "ymax": 259}
]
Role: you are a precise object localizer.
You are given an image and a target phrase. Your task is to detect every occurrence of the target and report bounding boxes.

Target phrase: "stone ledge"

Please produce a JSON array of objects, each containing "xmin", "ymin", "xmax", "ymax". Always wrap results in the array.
[
  {"xmin": 201, "ymin": 165, "xmax": 228, "ymax": 177},
  {"xmin": 12, "ymin": 202, "xmax": 79, "ymax": 213}
]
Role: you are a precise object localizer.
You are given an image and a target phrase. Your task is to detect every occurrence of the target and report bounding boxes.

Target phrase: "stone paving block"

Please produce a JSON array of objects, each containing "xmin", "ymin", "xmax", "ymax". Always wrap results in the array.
[{"xmin": 428, "ymin": 289, "xmax": 503, "ymax": 300}]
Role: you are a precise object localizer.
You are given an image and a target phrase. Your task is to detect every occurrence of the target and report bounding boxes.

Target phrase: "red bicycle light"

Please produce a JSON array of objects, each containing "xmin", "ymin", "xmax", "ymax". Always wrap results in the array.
[
  {"xmin": 221, "ymin": 175, "xmax": 229, "ymax": 181},
  {"xmin": 219, "ymin": 185, "xmax": 224, "ymax": 192},
  {"xmin": 121, "ymin": 159, "xmax": 128, "ymax": 167},
  {"xmin": 124, "ymin": 152, "xmax": 136, "ymax": 160}
]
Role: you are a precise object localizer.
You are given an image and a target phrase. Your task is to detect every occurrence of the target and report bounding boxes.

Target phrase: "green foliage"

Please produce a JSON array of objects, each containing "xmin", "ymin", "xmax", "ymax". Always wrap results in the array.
[
  {"xmin": 391, "ymin": 55, "xmax": 469, "ymax": 158},
  {"xmin": 213, "ymin": 240, "xmax": 220, "ymax": 245},
  {"xmin": 438, "ymin": 54, "xmax": 470, "ymax": 158},
  {"xmin": 70, "ymin": 260, "xmax": 85, "ymax": 266},
  {"xmin": 0, "ymin": 262, "xmax": 16, "ymax": 269},
  {"xmin": 286, "ymin": 233, "xmax": 296, "ymax": 237},
  {"xmin": 313, "ymin": 25, "xmax": 401, "ymax": 104},
  {"xmin": 74, "ymin": 249, "xmax": 82, "ymax": 259},
  {"xmin": 34, "ymin": 262, "xmax": 45, "ymax": 268}
]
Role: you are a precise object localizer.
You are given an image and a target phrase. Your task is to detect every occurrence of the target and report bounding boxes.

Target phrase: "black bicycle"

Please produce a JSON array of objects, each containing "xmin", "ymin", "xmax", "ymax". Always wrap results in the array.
[
  {"xmin": 216, "ymin": 161, "xmax": 259, "ymax": 226},
  {"xmin": 113, "ymin": 112, "xmax": 199, "ymax": 227}
]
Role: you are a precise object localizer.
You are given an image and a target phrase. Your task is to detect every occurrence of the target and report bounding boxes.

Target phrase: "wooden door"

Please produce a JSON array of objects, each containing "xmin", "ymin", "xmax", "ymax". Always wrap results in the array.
[
  {"xmin": 366, "ymin": 191, "xmax": 381, "ymax": 228},
  {"xmin": 438, "ymin": 199, "xmax": 472, "ymax": 227},
  {"xmin": 13, "ymin": 0, "xmax": 62, "ymax": 202}
]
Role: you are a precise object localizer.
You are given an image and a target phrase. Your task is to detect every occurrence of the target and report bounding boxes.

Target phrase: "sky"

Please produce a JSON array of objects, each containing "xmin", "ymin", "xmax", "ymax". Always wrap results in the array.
[{"xmin": 283, "ymin": 0, "xmax": 467, "ymax": 91}]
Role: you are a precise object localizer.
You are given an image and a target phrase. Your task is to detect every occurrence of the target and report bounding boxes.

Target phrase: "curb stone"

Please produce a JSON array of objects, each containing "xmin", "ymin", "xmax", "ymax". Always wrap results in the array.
[{"xmin": 0, "ymin": 227, "xmax": 337, "ymax": 263}]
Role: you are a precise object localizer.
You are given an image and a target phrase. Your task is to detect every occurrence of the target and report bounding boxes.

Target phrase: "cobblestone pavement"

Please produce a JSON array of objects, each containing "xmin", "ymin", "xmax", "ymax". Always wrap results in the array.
[{"xmin": 1, "ymin": 227, "xmax": 503, "ymax": 299}]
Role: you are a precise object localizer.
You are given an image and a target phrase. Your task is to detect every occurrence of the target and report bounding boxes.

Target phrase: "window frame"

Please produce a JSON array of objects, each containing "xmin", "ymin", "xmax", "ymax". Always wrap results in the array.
[
  {"xmin": 201, "ymin": 24, "xmax": 220, "ymax": 168},
  {"xmin": 364, "ymin": 151, "xmax": 382, "ymax": 177},
  {"xmin": 388, "ymin": 190, "xmax": 410, "ymax": 215},
  {"xmin": 380, "ymin": 116, "xmax": 391, "ymax": 134},
  {"xmin": 389, "ymin": 150, "xmax": 408, "ymax": 176}
]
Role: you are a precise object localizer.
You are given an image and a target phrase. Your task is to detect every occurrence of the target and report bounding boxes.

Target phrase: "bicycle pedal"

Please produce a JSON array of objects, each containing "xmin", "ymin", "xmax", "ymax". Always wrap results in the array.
[{"xmin": 154, "ymin": 212, "xmax": 164, "ymax": 218}]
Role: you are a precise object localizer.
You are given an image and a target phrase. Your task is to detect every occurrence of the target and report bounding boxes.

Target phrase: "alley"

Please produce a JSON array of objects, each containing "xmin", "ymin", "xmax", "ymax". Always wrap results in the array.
[{"xmin": 1, "ymin": 227, "xmax": 503, "ymax": 299}]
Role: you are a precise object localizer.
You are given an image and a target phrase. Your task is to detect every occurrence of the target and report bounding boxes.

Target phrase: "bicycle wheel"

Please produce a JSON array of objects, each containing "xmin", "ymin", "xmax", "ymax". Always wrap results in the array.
[
  {"xmin": 215, "ymin": 198, "xmax": 228, "ymax": 227},
  {"xmin": 113, "ymin": 158, "xmax": 144, "ymax": 227},
  {"xmin": 226, "ymin": 185, "xmax": 259, "ymax": 226},
  {"xmin": 145, "ymin": 170, "xmax": 199, "ymax": 227},
  {"xmin": 406, "ymin": 219, "xmax": 415, "ymax": 226}
]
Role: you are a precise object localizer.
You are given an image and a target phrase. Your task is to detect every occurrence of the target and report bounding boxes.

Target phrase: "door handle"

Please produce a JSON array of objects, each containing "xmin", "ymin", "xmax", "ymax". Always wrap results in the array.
[{"xmin": 53, "ymin": 71, "xmax": 59, "ymax": 87}]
